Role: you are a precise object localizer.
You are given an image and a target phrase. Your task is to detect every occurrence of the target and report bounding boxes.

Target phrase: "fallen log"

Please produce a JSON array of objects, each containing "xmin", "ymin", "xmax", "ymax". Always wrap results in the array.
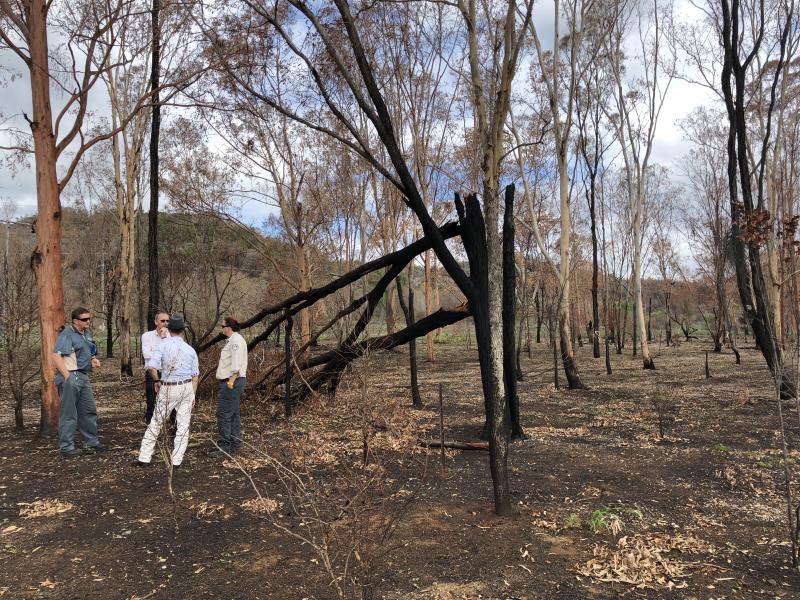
[{"xmin": 418, "ymin": 439, "xmax": 489, "ymax": 452}]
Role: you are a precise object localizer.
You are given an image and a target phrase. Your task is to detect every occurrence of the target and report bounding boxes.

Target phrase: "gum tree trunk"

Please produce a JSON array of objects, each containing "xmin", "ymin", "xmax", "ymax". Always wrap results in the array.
[{"xmin": 28, "ymin": 0, "xmax": 66, "ymax": 436}]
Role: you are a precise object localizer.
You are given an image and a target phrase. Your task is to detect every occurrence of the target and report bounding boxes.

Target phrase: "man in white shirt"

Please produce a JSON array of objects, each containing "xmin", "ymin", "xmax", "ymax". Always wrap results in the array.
[
  {"xmin": 211, "ymin": 317, "xmax": 248, "ymax": 457},
  {"xmin": 136, "ymin": 314, "xmax": 199, "ymax": 469},
  {"xmin": 141, "ymin": 311, "xmax": 169, "ymax": 424}
]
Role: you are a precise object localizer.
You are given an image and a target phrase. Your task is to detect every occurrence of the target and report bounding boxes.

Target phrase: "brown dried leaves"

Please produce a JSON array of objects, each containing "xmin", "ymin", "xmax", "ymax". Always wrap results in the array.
[
  {"xmin": 18, "ymin": 499, "xmax": 74, "ymax": 519},
  {"xmin": 577, "ymin": 533, "xmax": 717, "ymax": 589},
  {"xmin": 242, "ymin": 497, "xmax": 282, "ymax": 514}
]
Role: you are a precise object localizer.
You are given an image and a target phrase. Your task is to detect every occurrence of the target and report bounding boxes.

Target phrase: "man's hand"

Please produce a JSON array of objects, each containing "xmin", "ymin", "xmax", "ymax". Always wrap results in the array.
[
  {"xmin": 91, "ymin": 357, "xmax": 101, "ymax": 369},
  {"xmin": 227, "ymin": 375, "xmax": 237, "ymax": 390},
  {"xmin": 158, "ymin": 327, "xmax": 168, "ymax": 339},
  {"xmin": 52, "ymin": 353, "xmax": 71, "ymax": 380}
]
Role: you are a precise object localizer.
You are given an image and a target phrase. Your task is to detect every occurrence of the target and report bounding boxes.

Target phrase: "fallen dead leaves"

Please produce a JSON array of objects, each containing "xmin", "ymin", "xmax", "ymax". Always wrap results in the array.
[
  {"xmin": 192, "ymin": 501, "xmax": 226, "ymax": 520},
  {"xmin": 530, "ymin": 518, "xmax": 560, "ymax": 530},
  {"xmin": 577, "ymin": 532, "xmax": 718, "ymax": 589},
  {"xmin": 0, "ymin": 525, "xmax": 21, "ymax": 536},
  {"xmin": 241, "ymin": 497, "xmax": 282, "ymax": 514},
  {"xmin": 528, "ymin": 425, "xmax": 591, "ymax": 439},
  {"xmin": 221, "ymin": 455, "xmax": 273, "ymax": 471},
  {"xmin": 18, "ymin": 499, "xmax": 74, "ymax": 519}
]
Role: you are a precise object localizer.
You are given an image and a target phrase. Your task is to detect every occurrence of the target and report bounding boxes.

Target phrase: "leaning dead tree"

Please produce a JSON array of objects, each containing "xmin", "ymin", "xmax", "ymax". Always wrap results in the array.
[
  {"xmin": 198, "ymin": 192, "xmax": 525, "ymax": 440},
  {"xmin": 203, "ymin": 0, "xmax": 532, "ymax": 516}
]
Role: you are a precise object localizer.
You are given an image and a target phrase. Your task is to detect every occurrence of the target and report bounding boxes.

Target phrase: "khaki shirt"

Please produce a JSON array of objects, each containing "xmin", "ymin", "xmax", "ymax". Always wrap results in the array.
[{"xmin": 216, "ymin": 332, "xmax": 248, "ymax": 379}]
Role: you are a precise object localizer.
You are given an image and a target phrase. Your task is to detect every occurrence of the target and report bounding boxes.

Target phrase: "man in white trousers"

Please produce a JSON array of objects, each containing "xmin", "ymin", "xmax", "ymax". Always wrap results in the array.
[{"xmin": 136, "ymin": 314, "xmax": 199, "ymax": 468}]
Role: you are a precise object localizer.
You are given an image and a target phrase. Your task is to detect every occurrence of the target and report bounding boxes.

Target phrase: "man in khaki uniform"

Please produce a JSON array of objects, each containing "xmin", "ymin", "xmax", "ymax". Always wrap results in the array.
[{"xmin": 211, "ymin": 317, "xmax": 247, "ymax": 456}]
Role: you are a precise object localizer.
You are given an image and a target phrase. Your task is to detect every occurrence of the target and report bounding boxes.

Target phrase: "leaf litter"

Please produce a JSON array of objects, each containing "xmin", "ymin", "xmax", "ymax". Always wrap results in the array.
[
  {"xmin": 577, "ymin": 532, "xmax": 717, "ymax": 589},
  {"xmin": 18, "ymin": 499, "xmax": 74, "ymax": 519}
]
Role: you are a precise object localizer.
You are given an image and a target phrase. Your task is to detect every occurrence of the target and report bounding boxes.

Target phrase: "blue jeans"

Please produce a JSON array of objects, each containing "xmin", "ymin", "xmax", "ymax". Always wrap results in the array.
[
  {"xmin": 217, "ymin": 377, "xmax": 245, "ymax": 451},
  {"xmin": 57, "ymin": 372, "xmax": 99, "ymax": 452}
]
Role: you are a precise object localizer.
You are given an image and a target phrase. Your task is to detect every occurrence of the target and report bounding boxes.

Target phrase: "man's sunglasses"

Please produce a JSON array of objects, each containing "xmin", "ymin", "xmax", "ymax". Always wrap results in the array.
[
  {"xmin": 158, "ymin": 319, "xmax": 169, "ymax": 323},
  {"xmin": 76, "ymin": 317, "xmax": 91, "ymax": 322}
]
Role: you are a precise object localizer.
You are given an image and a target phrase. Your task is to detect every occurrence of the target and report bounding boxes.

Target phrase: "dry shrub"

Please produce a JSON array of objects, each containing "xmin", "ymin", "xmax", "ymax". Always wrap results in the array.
[
  {"xmin": 18, "ymin": 499, "xmax": 74, "ymax": 519},
  {"xmin": 224, "ymin": 369, "xmax": 429, "ymax": 600},
  {"xmin": 577, "ymin": 533, "xmax": 717, "ymax": 589}
]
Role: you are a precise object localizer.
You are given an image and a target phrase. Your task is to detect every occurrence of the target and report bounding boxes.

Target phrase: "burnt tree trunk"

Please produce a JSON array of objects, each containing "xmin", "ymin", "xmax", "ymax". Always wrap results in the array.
[
  {"xmin": 455, "ymin": 193, "xmax": 510, "ymax": 512},
  {"xmin": 396, "ymin": 277, "xmax": 422, "ymax": 409},
  {"xmin": 105, "ymin": 278, "xmax": 116, "ymax": 358},
  {"xmin": 284, "ymin": 315, "xmax": 293, "ymax": 418},
  {"xmin": 502, "ymin": 185, "xmax": 524, "ymax": 440},
  {"xmin": 199, "ymin": 222, "xmax": 462, "ymax": 353},
  {"xmin": 590, "ymin": 192, "xmax": 601, "ymax": 359},
  {"xmin": 620, "ymin": 300, "xmax": 629, "ymax": 352},
  {"xmin": 147, "ymin": 0, "xmax": 161, "ymax": 323},
  {"xmin": 535, "ymin": 290, "xmax": 543, "ymax": 344}
]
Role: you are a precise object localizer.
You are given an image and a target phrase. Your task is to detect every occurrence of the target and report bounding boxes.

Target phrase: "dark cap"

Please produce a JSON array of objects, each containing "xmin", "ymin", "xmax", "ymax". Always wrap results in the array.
[{"xmin": 167, "ymin": 314, "xmax": 186, "ymax": 331}]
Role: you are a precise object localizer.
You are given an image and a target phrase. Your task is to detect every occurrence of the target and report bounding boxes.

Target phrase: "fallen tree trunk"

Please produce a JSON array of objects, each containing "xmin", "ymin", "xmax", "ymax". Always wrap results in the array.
[
  {"xmin": 279, "ymin": 306, "xmax": 471, "ymax": 403},
  {"xmin": 419, "ymin": 440, "xmax": 489, "ymax": 452}
]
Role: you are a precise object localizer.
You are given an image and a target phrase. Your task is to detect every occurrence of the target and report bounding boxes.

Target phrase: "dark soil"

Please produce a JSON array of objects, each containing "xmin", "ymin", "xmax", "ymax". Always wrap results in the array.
[{"xmin": 1, "ymin": 339, "xmax": 799, "ymax": 599}]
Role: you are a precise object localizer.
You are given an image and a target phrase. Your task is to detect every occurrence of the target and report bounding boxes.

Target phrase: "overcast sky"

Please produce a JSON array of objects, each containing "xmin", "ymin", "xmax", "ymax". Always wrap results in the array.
[{"xmin": 0, "ymin": 0, "xmax": 714, "ymax": 225}]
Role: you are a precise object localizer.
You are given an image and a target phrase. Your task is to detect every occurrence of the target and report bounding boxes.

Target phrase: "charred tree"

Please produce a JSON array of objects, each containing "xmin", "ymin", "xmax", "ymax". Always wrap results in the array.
[
  {"xmin": 455, "ymin": 193, "xmax": 511, "ymax": 512},
  {"xmin": 105, "ymin": 277, "xmax": 116, "ymax": 359},
  {"xmin": 198, "ymin": 222, "xmax": 462, "ymax": 353},
  {"xmin": 284, "ymin": 315, "xmax": 293, "ymax": 418},
  {"xmin": 720, "ymin": 0, "xmax": 794, "ymax": 397},
  {"xmin": 502, "ymin": 185, "xmax": 524, "ymax": 440},
  {"xmin": 147, "ymin": 0, "xmax": 161, "ymax": 323},
  {"xmin": 535, "ymin": 289, "xmax": 543, "ymax": 344},
  {"xmin": 291, "ymin": 308, "xmax": 471, "ymax": 401},
  {"xmin": 396, "ymin": 276, "xmax": 422, "ymax": 409}
]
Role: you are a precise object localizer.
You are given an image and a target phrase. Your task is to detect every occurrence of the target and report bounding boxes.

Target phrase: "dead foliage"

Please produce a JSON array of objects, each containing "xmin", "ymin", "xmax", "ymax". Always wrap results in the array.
[
  {"xmin": 577, "ymin": 532, "xmax": 717, "ymax": 589},
  {"xmin": 18, "ymin": 499, "xmax": 74, "ymax": 519},
  {"xmin": 191, "ymin": 501, "xmax": 226, "ymax": 520},
  {"xmin": 242, "ymin": 497, "xmax": 282, "ymax": 514}
]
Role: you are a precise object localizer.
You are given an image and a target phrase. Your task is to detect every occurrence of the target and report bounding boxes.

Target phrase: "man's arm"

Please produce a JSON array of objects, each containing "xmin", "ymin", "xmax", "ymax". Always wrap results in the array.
[
  {"xmin": 145, "ymin": 342, "xmax": 162, "ymax": 392},
  {"xmin": 52, "ymin": 353, "xmax": 70, "ymax": 380},
  {"xmin": 142, "ymin": 332, "xmax": 155, "ymax": 361},
  {"xmin": 227, "ymin": 335, "xmax": 244, "ymax": 388},
  {"xmin": 191, "ymin": 351, "xmax": 200, "ymax": 393},
  {"xmin": 227, "ymin": 372, "xmax": 238, "ymax": 389}
]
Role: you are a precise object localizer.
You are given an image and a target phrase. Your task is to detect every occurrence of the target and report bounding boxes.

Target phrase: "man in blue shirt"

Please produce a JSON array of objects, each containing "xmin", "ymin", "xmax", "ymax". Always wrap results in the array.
[
  {"xmin": 136, "ymin": 314, "xmax": 199, "ymax": 469},
  {"xmin": 52, "ymin": 307, "xmax": 105, "ymax": 458}
]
